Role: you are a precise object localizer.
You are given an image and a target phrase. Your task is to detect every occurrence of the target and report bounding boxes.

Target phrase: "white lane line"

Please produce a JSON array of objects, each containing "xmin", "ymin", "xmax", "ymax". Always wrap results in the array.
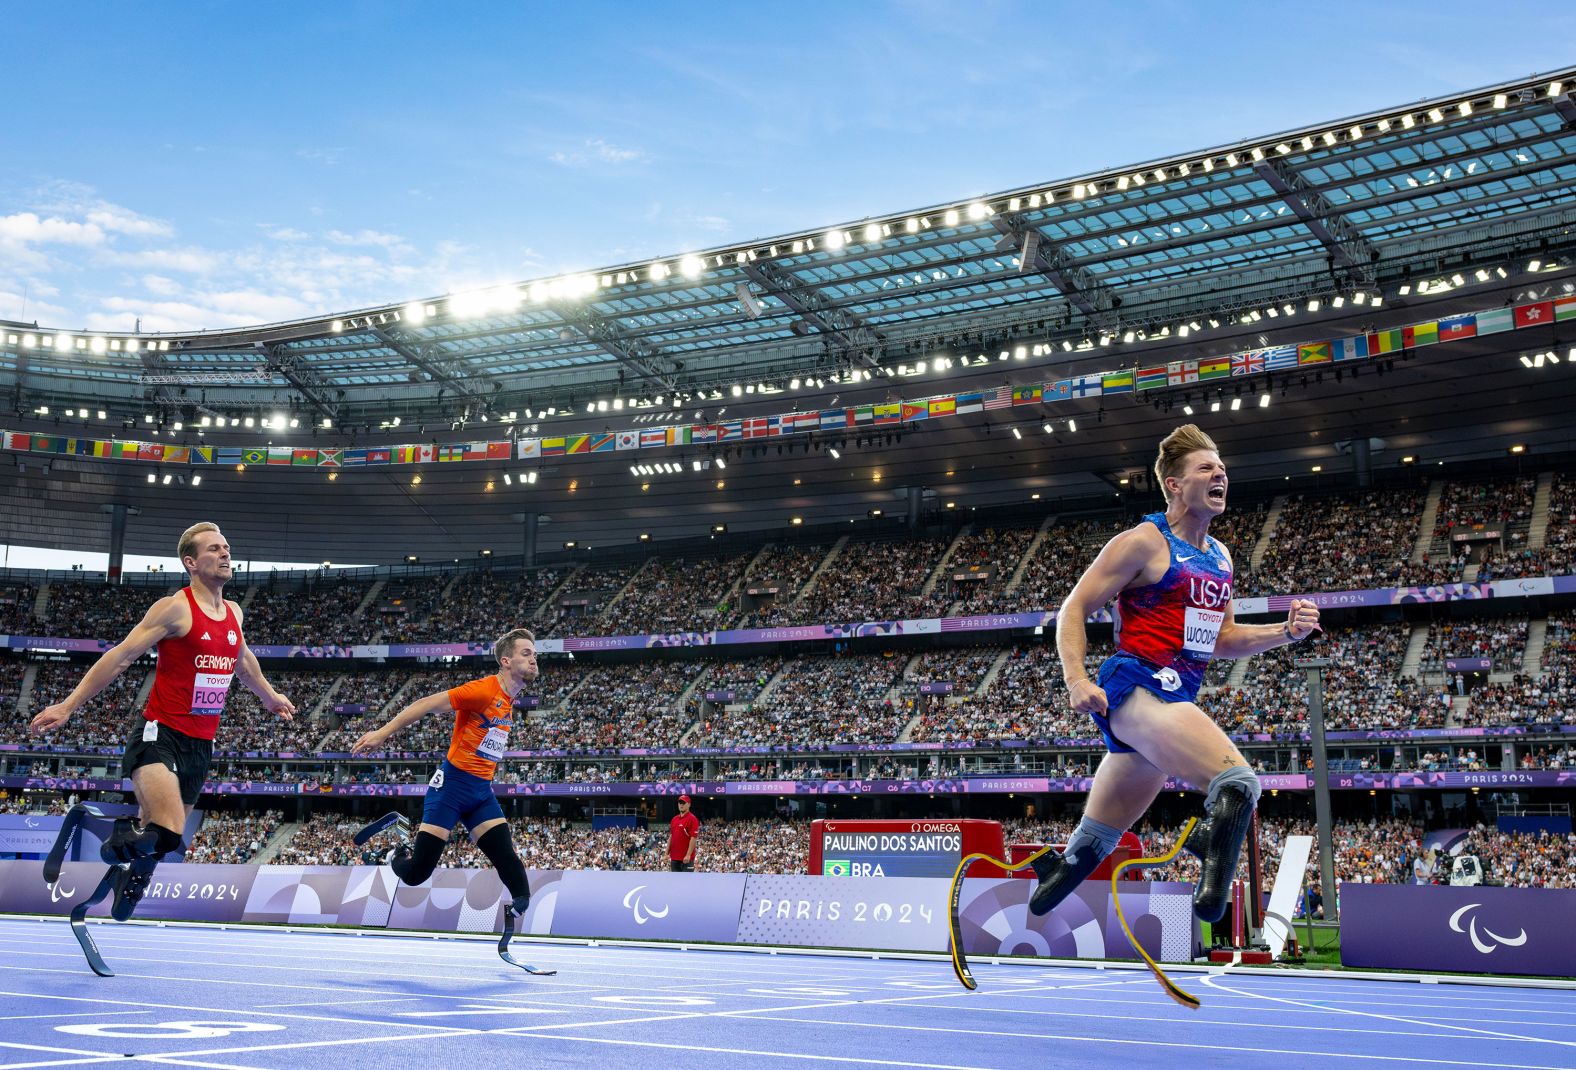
[
  {"xmin": 0, "ymin": 1012, "xmax": 152, "ymax": 1021},
  {"xmin": 0, "ymin": 1058, "xmax": 127, "ymax": 1070},
  {"xmin": 947, "ymin": 1001, "xmax": 1576, "ymax": 1036},
  {"xmin": 1201, "ymin": 976, "xmax": 1576, "ymax": 1050},
  {"xmin": 0, "ymin": 988, "xmax": 483, "ymax": 1034},
  {"xmin": 250, "ymin": 998, "xmax": 420, "ymax": 1009},
  {"xmin": 518, "ymin": 1033, "xmax": 1000, "ymax": 1069}
]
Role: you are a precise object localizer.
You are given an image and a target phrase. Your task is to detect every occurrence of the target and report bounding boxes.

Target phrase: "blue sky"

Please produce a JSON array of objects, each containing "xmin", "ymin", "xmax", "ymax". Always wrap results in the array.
[{"xmin": 2, "ymin": 1, "xmax": 1573, "ymax": 333}]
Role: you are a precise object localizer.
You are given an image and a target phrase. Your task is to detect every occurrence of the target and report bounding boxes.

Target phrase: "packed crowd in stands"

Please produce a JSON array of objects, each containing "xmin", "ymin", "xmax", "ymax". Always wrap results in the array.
[
  {"xmin": 1248, "ymin": 490, "xmax": 1423, "ymax": 596},
  {"xmin": 696, "ymin": 657, "xmax": 782, "ymax": 704},
  {"xmin": 541, "ymin": 561, "xmax": 644, "ymax": 633},
  {"xmin": 216, "ymin": 670, "xmax": 336, "ymax": 754},
  {"xmin": 0, "ymin": 790, "xmax": 71, "ymax": 814},
  {"xmin": 1013, "ymin": 518, "xmax": 1122, "ymax": 613},
  {"xmin": 777, "ymin": 536, "xmax": 951, "ymax": 624},
  {"xmin": 1419, "ymin": 619, "xmax": 1528, "ymax": 674},
  {"xmin": 1520, "ymin": 745, "xmax": 1575, "ymax": 769},
  {"xmin": 903, "ymin": 646, "xmax": 1003, "ymax": 696},
  {"xmin": 1436, "ymin": 476, "xmax": 1538, "ymax": 540},
  {"xmin": 243, "ymin": 579, "xmax": 383, "ymax": 645},
  {"xmin": 538, "ymin": 660, "xmax": 705, "ymax": 749},
  {"xmin": 945, "ymin": 525, "xmax": 1038, "ymax": 614},
  {"xmin": 909, "ymin": 642, "xmax": 1114, "ymax": 742},
  {"xmin": 0, "ymin": 583, "xmax": 37, "ymax": 633},
  {"xmin": 1466, "ymin": 677, "xmax": 1574, "ymax": 727},
  {"xmin": 9, "ymin": 664, "xmax": 151, "ymax": 750},
  {"xmin": 735, "ymin": 543, "xmax": 836, "ymax": 627},
  {"xmin": 692, "ymin": 652, "xmax": 907, "ymax": 746},
  {"xmin": 590, "ymin": 553, "xmax": 751, "ymax": 636},
  {"xmin": 401, "ymin": 568, "xmax": 568, "ymax": 642},
  {"xmin": 46, "ymin": 580, "xmax": 180, "ymax": 639},
  {"xmin": 185, "ymin": 810, "xmax": 283, "ymax": 863}
]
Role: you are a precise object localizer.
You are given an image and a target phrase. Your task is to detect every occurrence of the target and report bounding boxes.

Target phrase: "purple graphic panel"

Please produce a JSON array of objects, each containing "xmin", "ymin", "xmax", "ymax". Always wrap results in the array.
[
  {"xmin": 551, "ymin": 870, "xmax": 747, "ymax": 942},
  {"xmin": 918, "ymin": 682, "xmax": 954, "ymax": 695},
  {"xmin": 737, "ymin": 874, "xmax": 950, "ymax": 952},
  {"xmin": 956, "ymin": 877, "xmax": 1199, "ymax": 962},
  {"xmin": 1341, "ymin": 884, "xmax": 1576, "ymax": 977},
  {"xmin": 0, "ymin": 861, "xmax": 255, "ymax": 921},
  {"xmin": 384, "ymin": 866, "xmax": 561, "ymax": 935},
  {"xmin": 0, "ymin": 815, "xmax": 61, "ymax": 855},
  {"xmin": 1444, "ymin": 658, "xmax": 1493, "ymax": 672}
]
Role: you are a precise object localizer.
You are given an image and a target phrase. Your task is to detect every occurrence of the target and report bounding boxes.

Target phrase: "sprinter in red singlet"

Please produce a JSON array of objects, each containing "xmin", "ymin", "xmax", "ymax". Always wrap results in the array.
[
  {"xmin": 1028, "ymin": 425, "xmax": 1320, "ymax": 925},
  {"xmin": 30, "ymin": 522, "xmax": 296, "ymax": 919}
]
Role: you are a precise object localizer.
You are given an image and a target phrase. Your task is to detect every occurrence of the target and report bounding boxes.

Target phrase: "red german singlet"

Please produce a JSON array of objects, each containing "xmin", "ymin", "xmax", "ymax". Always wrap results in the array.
[{"xmin": 141, "ymin": 587, "xmax": 242, "ymax": 741}]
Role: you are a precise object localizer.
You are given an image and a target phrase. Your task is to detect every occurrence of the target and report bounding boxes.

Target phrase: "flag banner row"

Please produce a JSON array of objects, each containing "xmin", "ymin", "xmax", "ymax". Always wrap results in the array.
[{"xmin": 3, "ymin": 296, "xmax": 1568, "ymax": 470}]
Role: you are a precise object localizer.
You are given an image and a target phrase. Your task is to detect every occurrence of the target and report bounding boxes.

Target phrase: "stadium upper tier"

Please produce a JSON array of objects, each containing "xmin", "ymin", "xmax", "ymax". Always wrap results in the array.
[{"xmin": 3, "ymin": 69, "xmax": 1575, "ymax": 430}]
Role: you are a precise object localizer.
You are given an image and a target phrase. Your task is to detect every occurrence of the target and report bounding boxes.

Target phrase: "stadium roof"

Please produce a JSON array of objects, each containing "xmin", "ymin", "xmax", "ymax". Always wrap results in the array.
[{"xmin": 2, "ymin": 69, "xmax": 1575, "ymax": 563}]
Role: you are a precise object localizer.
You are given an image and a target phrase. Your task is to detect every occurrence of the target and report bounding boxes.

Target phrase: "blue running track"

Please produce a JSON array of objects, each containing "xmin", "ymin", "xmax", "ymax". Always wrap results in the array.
[{"xmin": 0, "ymin": 917, "xmax": 1571, "ymax": 1069}]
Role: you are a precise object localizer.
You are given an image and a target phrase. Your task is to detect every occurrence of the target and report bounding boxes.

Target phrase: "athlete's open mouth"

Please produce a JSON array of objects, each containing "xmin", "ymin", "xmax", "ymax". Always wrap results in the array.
[{"xmin": 1207, "ymin": 486, "xmax": 1227, "ymax": 503}]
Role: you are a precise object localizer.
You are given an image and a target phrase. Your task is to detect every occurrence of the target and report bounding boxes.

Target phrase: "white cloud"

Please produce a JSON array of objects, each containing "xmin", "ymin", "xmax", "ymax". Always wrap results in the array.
[
  {"xmin": 0, "ymin": 212, "xmax": 107, "ymax": 247},
  {"xmin": 0, "ymin": 289, "xmax": 70, "ymax": 324},
  {"xmin": 142, "ymin": 274, "xmax": 183, "ymax": 296},
  {"xmin": 100, "ymin": 246, "xmax": 222, "ymax": 274},
  {"xmin": 263, "ymin": 226, "xmax": 310, "ymax": 241},
  {"xmin": 325, "ymin": 228, "xmax": 413, "ymax": 252},
  {"xmin": 84, "ymin": 206, "xmax": 172, "ymax": 238},
  {"xmin": 549, "ymin": 137, "xmax": 647, "ymax": 167}
]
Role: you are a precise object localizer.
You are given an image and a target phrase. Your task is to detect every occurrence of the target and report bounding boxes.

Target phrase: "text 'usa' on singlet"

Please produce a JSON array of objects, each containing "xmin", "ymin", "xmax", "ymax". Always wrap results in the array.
[{"xmin": 1111, "ymin": 511, "xmax": 1234, "ymax": 696}]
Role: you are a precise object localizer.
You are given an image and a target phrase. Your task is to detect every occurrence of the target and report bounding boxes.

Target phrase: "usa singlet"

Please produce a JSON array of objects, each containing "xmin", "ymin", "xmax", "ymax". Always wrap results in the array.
[
  {"xmin": 1109, "ymin": 511, "xmax": 1234, "ymax": 700},
  {"xmin": 141, "ymin": 587, "xmax": 242, "ymax": 741}
]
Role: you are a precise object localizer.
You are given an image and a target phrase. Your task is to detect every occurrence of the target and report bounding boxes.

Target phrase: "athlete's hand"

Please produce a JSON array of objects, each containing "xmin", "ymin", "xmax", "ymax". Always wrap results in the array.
[
  {"xmin": 265, "ymin": 692, "xmax": 296, "ymax": 720},
  {"xmin": 1286, "ymin": 599, "xmax": 1321, "ymax": 641},
  {"xmin": 1067, "ymin": 678, "xmax": 1108, "ymax": 715},
  {"xmin": 351, "ymin": 728, "xmax": 389, "ymax": 756},
  {"xmin": 29, "ymin": 702, "xmax": 73, "ymax": 735}
]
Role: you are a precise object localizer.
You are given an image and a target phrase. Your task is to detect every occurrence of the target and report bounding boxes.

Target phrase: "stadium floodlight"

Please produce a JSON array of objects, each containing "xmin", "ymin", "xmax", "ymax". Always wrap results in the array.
[
  {"xmin": 715, "ymin": 457, "xmax": 726, "ymax": 469},
  {"xmin": 162, "ymin": 473, "xmax": 173, "ymax": 485},
  {"xmin": 403, "ymin": 302, "xmax": 426, "ymax": 324},
  {"xmin": 828, "ymin": 448, "xmax": 840, "ymax": 459},
  {"xmin": 147, "ymin": 472, "xmax": 155, "ymax": 484},
  {"xmin": 244, "ymin": 417, "xmax": 255, "ymax": 428},
  {"xmin": 1210, "ymin": 400, "xmax": 1222, "ymax": 412},
  {"xmin": 1067, "ymin": 419, "xmax": 1077, "ymax": 432},
  {"xmin": 172, "ymin": 421, "xmax": 183, "ymax": 431},
  {"xmin": 1042, "ymin": 423, "xmax": 1053, "ymax": 434},
  {"xmin": 1230, "ymin": 397, "xmax": 1242, "ymax": 411},
  {"xmin": 1011, "ymin": 427, "xmax": 1022, "ymax": 440},
  {"xmin": 943, "ymin": 209, "xmax": 960, "ymax": 226},
  {"xmin": 1259, "ymin": 394, "xmax": 1271, "ymax": 408},
  {"xmin": 1182, "ymin": 405, "xmax": 1194, "ymax": 415},
  {"xmin": 191, "ymin": 475, "xmax": 202, "ymax": 487}
]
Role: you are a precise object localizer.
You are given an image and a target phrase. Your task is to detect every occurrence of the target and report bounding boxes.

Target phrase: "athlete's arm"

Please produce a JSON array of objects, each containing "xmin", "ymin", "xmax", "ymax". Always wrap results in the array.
[
  {"xmin": 1056, "ymin": 526, "xmax": 1161, "ymax": 714},
  {"xmin": 351, "ymin": 690, "xmax": 453, "ymax": 754},
  {"xmin": 1213, "ymin": 546, "xmax": 1320, "ymax": 658},
  {"xmin": 685, "ymin": 817, "xmax": 698, "ymax": 863},
  {"xmin": 230, "ymin": 604, "xmax": 296, "ymax": 719},
  {"xmin": 28, "ymin": 594, "xmax": 186, "ymax": 734},
  {"xmin": 1215, "ymin": 596, "xmax": 1320, "ymax": 659}
]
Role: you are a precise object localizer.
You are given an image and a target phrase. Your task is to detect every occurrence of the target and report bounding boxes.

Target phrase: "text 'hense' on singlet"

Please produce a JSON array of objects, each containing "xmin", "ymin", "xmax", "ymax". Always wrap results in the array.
[
  {"xmin": 446, "ymin": 676, "xmax": 514, "ymax": 779},
  {"xmin": 1112, "ymin": 512, "xmax": 1234, "ymax": 694},
  {"xmin": 142, "ymin": 587, "xmax": 242, "ymax": 741}
]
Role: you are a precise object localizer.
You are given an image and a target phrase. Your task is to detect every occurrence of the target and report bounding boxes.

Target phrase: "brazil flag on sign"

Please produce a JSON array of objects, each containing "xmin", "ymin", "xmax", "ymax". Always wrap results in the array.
[{"xmin": 822, "ymin": 859, "xmax": 852, "ymax": 876}]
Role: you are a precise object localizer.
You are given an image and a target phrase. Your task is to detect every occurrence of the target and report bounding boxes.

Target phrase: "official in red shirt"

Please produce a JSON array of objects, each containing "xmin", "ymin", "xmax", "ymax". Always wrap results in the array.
[{"xmin": 668, "ymin": 794, "xmax": 700, "ymax": 872}]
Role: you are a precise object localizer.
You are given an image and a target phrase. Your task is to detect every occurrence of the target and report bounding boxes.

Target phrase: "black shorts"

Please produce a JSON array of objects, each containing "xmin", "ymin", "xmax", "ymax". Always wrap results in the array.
[
  {"xmin": 121, "ymin": 718, "xmax": 213, "ymax": 807},
  {"xmin": 668, "ymin": 859, "xmax": 693, "ymax": 873}
]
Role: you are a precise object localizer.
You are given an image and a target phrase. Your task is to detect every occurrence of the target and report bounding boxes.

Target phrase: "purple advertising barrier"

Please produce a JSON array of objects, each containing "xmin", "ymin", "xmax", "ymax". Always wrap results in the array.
[
  {"xmin": 551, "ymin": 870, "xmax": 747, "ymax": 942},
  {"xmin": 956, "ymin": 877, "xmax": 1198, "ymax": 963},
  {"xmin": 1341, "ymin": 884, "xmax": 1576, "ymax": 977},
  {"xmin": 0, "ymin": 815, "xmax": 61, "ymax": 855},
  {"xmin": 0, "ymin": 860, "xmax": 255, "ymax": 921},
  {"xmin": 384, "ymin": 866, "xmax": 562, "ymax": 935},
  {"xmin": 737, "ymin": 874, "xmax": 951, "ymax": 952}
]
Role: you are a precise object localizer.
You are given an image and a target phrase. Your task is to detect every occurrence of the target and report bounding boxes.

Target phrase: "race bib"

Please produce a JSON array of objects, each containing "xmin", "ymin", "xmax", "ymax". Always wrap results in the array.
[
  {"xmin": 1182, "ymin": 607, "xmax": 1224, "ymax": 656},
  {"xmin": 142, "ymin": 720, "xmax": 159, "ymax": 742},
  {"xmin": 475, "ymin": 726, "xmax": 509, "ymax": 763},
  {"xmin": 191, "ymin": 671, "xmax": 234, "ymax": 717},
  {"xmin": 428, "ymin": 767, "xmax": 445, "ymax": 790}
]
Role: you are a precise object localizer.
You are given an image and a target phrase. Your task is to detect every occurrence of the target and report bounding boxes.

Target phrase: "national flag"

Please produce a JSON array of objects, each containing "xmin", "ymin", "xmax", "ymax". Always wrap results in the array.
[
  {"xmin": 567, "ymin": 434, "xmax": 592, "ymax": 454},
  {"xmin": 92, "ymin": 440, "xmax": 114, "ymax": 458},
  {"xmin": 486, "ymin": 441, "xmax": 510, "ymax": 460},
  {"xmin": 850, "ymin": 406, "xmax": 873, "ymax": 425},
  {"xmin": 587, "ymin": 433, "xmax": 616, "ymax": 453},
  {"xmin": 872, "ymin": 404, "xmax": 902, "ymax": 425},
  {"xmin": 1070, "ymin": 374, "xmax": 1103, "ymax": 398},
  {"xmin": 440, "ymin": 445, "xmax": 467, "ymax": 462},
  {"xmin": 1436, "ymin": 315, "xmax": 1476, "ymax": 342},
  {"xmin": 1012, "ymin": 385, "xmax": 1043, "ymax": 405},
  {"xmin": 741, "ymin": 418, "xmax": 769, "ymax": 438},
  {"xmin": 365, "ymin": 447, "xmax": 392, "ymax": 465},
  {"xmin": 1198, "ymin": 357, "xmax": 1232, "ymax": 380},
  {"xmin": 162, "ymin": 446, "xmax": 190, "ymax": 464},
  {"xmin": 1514, "ymin": 300, "xmax": 1553, "ymax": 329},
  {"xmin": 1262, "ymin": 346, "xmax": 1299, "ymax": 371},
  {"xmin": 266, "ymin": 446, "xmax": 291, "ymax": 465},
  {"xmin": 1100, "ymin": 370, "xmax": 1134, "ymax": 395},
  {"xmin": 1555, "ymin": 295, "xmax": 1576, "ymax": 323},
  {"xmin": 1332, "ymin": 336, "xmax": 1369, "ymax": 362},
  {"xmin": 292, "ymin": 449, "xmax": 318, "ymax": 466},
  {"xmin": 1043, "ymin": 380, "xmax": 1071, "ymax": 401},
  {"xmin": 463, "ymin": 442, "xmax": 493, "ymax": 461},
  {"xmin": 1298, "ymin": 342, "xmax": 1332, "ymax": 365},
  {"xmin": 396, "ymin": 446, "xmax": 418, "ymax": 464},
  {"xmin": 782, "ymin": 412, "xmax": 818, "ymax": 432},
  {"xmin": 516, "ymin": 439, "xmax": 542, "ymax": 459},
  {"xmin": 29, "ymin": 436, "xmax": 57, "ymax": 453},
  {"xmin": 1230, "ymin": 352, "xmax": 1265, "ymax": 376},
  {"xmin": 71, "ymin": 438, "xmax": 95, "ymax": 456},
  {"xmin": 341, "ymin": 449, "xmax": 367, "ymax": 467},
  {"xmin": 541, "ymin": 438, "xmax": 566, "ymax": 457},
  {"xmin": 928, "ymin": 396, "xmax": 957, "ymax": 417},
  {"xmin": 954, "ymin": 392, "xmax": 985, "ymax": 414},
  {"xmin": 1136, "ymin": 366, "xmax": 1168, "ymax": 391},
  {"xmin": 114, "ymin": 441, "xmax": 141, "ymax": 459},
  {"xmin": 2, "ymin": 432, "xmax": 29, "ymax": 451},
  {"xmin": 315, "ymin": 448, "xmax": 341, "ymax": 467},
  {"xmin": 217, "ymin": 447, "xmax": 244, "ymax": 465},
  {"xmin": 1474, "ymin": 308, "xmax": 1513, "ymax": 335},
  {"xmin": 1403, "ymin": 321, "xmax": 1438, "ymax": 348},
  {"xmin": 144, "ymin": 443, "xmax": 170, "ymax": 461},
  {"xmin": 616, "ymin": 431, "xmax": 639, "ymax": 450},
  {"xmin": 185, "ymin": 446, "xmax": 211, "ymax": 464},
  {"xmin": 415, "ymin": 445, "xmax": 436, "ymax": 464},
  {"xmin": 692, "ymin": 425, "xmax": 719, "ymax": 443},
  {"xmin": 900, "ymin": 402, "xmax": 928, "ymax": 422},
  {"xmin": 818, "ymin": 409, "xmax": 847, "ymax": 429},
  {"xmin": 1165, "ymin": 361, "xmax": 1198, "ymax": 387},
  {"xmin": 719, "ymin": 420, "xmax": 743, "ymax": 439},
  {"xmin": 637, "ymin": 429, "xmax": 665, "ymax": 448},
  {"xmin": 1367, "ymin": 328, "xmax": 1404, "ymax": 354},
  {"xmin": 667, "ymin": 426, "xmax": 692, "ymax": 446},
  {"xmin": 983, "ymin": 385, "xmax": 1013, "ymax": 410}
]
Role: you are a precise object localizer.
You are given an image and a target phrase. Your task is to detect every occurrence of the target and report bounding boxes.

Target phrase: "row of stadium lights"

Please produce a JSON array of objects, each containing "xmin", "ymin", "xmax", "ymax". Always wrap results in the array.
[{"xmin": 7, "ymin": 80, "xmax": 1563, "ymax": 361}]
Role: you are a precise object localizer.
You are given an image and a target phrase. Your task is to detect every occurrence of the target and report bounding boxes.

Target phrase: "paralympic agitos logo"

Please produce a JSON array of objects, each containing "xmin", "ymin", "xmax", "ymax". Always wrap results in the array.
[{"xmin": 1448, "ymin": 903, "xmax": 1528, "ymax": 955}]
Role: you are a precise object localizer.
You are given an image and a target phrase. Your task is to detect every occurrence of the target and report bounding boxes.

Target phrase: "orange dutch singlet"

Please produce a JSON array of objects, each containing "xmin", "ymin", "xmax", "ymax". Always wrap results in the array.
[{"xmin": 444, "ymin": 675, "xmax": 514, "ymax": 779}]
